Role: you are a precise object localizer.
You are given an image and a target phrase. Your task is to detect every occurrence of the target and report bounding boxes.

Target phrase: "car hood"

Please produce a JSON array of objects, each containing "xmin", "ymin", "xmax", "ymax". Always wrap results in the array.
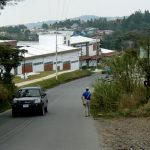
[{"xmin": 14, "ymin": 97, "xmax": 40, "ymax": 101}]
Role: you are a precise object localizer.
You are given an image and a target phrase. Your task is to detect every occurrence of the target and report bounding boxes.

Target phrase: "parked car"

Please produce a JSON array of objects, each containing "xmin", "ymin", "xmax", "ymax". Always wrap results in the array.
[{"xmin": 11, "ymin": 86, "xmax": 48, "ymax": 117}]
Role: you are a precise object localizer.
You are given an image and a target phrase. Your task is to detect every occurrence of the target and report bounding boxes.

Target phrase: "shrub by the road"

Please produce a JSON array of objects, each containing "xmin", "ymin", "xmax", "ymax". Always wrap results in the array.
[
  {"xmin": 0, "ymin": 84, "xmax": 12, "ymax": 112},
  {"xmin": 91, "ymin": 79, "xmax": 120, "ymax": 114},
  {"xmin": 91, "ymin": 49, "xmax": 149, "ymax": 117},
  {"xmin": 91, "ymin": 78, "xmax": 148, "ymax": 117}
]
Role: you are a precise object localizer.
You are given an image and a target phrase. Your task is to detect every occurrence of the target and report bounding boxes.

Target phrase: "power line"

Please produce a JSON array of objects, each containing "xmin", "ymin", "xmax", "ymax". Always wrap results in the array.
[
  {"xmin": 64, "ymin": 0, "xmax": 71, "ymax": 20},
  {"xmin": 60, "ymin": 0, "xmax": 67, "ymax": 21},
  {"xmin": 61, "ymin": 0, "xmax": 71, "ymax": 20}
]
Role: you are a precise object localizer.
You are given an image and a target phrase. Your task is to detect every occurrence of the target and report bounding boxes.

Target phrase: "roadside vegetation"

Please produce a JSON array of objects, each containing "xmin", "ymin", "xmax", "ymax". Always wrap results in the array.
[
  {"xmin": 0, "ymin": 84, "xmax": 12, "ymax": 112},
  {"xmin": 0, "ymin": 45, "xmax": 23, "ymax": 112},
  {"xmin": 13, "ymin": 71, "xmax": 55, "ymax": 83},
  {"xmin": 91, "ymin": 49, "xmax": 150, "ymax": 117}
]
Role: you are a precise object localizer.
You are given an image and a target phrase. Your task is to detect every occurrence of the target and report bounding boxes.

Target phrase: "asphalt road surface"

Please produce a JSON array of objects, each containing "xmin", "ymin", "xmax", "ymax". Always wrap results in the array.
[{"xmin": 0, "ymin": 73, "xmax": 100, "ymax": 150}]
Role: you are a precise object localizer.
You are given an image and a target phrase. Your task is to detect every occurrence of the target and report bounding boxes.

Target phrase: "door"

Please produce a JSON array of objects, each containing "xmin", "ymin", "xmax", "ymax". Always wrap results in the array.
[
  {"xmin": 22, "ymin": 62, "xmax": 33, "ymax": 74},
  {"xmin": 44, "ymin": 62, "xmax": 53, "ymax": 71},
  {"xmin": 63, "ymin": 61, "xmax": 71, "ymax": 70}
]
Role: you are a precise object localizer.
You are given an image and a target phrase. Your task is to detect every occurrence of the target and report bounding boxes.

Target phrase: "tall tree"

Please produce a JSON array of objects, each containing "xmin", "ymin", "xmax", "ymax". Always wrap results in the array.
[
  {"xmin": 0, "ymin": 45, "xmax": 23, "ymax": 85},
  {"xmin": 0, "ymin": 0, "xmax": 24, "ymax": 9},
  {"xmin": 42, "ymin": 23, "xmax": 49, "ymax": 30}
]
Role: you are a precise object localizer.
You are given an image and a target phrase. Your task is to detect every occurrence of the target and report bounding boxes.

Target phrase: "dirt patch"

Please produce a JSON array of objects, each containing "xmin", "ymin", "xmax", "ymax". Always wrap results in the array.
[{"xmin": 95, "ymin": 118, "xmax": 150, "ymax": 150}]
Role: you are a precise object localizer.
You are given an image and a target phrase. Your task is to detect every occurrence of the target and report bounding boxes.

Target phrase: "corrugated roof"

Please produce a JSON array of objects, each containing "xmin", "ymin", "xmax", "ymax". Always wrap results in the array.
[
  {"xmin": 19, "ymin": 45, "xmax": 79, "ymax": 58},
  {"xmin": 0, "ymin": 40, "xmax": 16, "ymax": 43},
  {"xmin": 101, "ymin": 48, "xmax": 115, "ymax": 53},
  {"xmin": 70, "ymin": 36, "xmax": 97, "ymax": 44}
]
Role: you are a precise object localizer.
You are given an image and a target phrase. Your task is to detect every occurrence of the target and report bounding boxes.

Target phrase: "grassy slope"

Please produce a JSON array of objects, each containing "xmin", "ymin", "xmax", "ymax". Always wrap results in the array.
[
  {"xmin": 13, "ymin": 71, "xmax": 55, "ymax": 83},
  {"xmin": 22, "ymin": 70, "xmax": 92, "ymax": 89}
]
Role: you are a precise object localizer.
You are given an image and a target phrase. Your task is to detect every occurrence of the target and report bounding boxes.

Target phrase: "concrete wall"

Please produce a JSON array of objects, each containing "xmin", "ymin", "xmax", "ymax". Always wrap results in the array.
[{"xmin": 0, "ymin": 40, "xmax": 17, "ymax": 47}]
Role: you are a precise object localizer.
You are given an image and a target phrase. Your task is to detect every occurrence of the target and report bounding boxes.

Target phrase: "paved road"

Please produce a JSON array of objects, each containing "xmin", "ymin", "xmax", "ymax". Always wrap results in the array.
[{"xmin": 0, "ymin": 73, "xmax": 100, "ymax": 150}]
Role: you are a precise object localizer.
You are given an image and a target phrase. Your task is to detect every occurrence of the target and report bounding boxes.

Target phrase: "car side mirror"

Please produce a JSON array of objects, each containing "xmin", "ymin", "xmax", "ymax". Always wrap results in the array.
[
  {"xmin": 12, "ymin": 94, "xmax": 16, "ymax": 98},
  {"xmin": 41, "ymin": 93, "xmax": 46, "ymax": 97}
]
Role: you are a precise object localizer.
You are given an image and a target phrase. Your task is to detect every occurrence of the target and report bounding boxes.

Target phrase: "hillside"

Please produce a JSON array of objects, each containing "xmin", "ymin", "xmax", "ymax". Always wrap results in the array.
[{"xmin": 25, "ymin": 15, "xmax": 124, "ymax": 29}]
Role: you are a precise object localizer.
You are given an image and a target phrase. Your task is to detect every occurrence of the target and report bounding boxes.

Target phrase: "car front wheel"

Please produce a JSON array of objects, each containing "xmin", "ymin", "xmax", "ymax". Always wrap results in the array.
[
  {"xmin": 39, "ymin": 105, "xmax": 45, "ymax": 116},
  {"xmin": 12, "ymin": 108, "xmax": 17, "ymax": 117},
  {"xmin": 44, "ymin": 106, "xmax": 48, "ymax": 113}
]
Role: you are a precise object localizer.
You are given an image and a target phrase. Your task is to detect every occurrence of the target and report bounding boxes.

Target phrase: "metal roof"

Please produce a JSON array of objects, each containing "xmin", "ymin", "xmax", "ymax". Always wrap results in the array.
[{"xmin": 19, "ymin": 45, "xmax": 79, "ymax": 58}]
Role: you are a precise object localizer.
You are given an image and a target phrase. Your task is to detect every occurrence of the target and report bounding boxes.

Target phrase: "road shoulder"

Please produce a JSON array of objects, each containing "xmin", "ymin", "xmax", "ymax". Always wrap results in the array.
[{"xmin": 95, "ymin": 117, "xmax": 150, "ymax": 150}]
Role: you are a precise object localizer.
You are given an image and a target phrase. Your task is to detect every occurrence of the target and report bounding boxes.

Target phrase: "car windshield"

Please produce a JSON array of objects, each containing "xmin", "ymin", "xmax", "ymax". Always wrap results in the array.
[{"xmin": 16, "ymin": 89, "xmax": 41, "ymax": 98}]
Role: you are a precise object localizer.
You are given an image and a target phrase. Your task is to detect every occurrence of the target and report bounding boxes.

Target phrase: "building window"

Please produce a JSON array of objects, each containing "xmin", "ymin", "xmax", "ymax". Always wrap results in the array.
[
  {"xmin": 63, "ymin": 61, "xmax": 70, "ymax": 63},
  {"xmin": 64, "ymin": 36, "xmax": 67, "ymax": 44},
  {"xmin": 68, "ymin": 40, "xmax": 70, "ymax": 46},
  {"xmin": 23, "ymin": 62, "xmax": 32, "ymax": 66},
  {"xmin": 93, "ymin": 44, "xmax": 97, "ymax": 51},
  {"xmin": 44, "ymin": 61, "xmax": 53, "ymax": 65},
  {"xmin": 71, "ymin": 60, "xmax": 78, "ymax": 63},
  {"xmin": 33, "ymin": 62, "xmax": 43, "ymax": 66},
  {"xmin": 54, "ymin": 61, "xmax": 62, "ymax": 64}
]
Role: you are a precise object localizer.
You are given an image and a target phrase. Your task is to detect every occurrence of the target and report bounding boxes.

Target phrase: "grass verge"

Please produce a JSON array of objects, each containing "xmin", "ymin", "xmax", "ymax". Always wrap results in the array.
[
  {"xmin": 21, "ymin": 70, "xmax": 92, "ymax": 89},
  {"xmin": 13, "ymin": 71, "xmax": 55, "ymax": 83},
  {"xmin": 0, "ymin": 102, "xmax": 11, "ymax": 113}
]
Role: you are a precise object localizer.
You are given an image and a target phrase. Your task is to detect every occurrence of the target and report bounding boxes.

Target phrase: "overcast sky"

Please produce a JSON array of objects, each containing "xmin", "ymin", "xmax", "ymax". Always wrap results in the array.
[{"xmin": 0, "ymin": 0, "xmax": 150, "ymax": 26}]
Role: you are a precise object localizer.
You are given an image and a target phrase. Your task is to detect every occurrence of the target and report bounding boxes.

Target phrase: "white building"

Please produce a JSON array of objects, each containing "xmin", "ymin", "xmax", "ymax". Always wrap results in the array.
[
  {"xmin": 15, "ymin": 34, "xmax": 115, "ymax": 75},
  {"xmin": 15, "ymin": 37, "xmax": 80, "ymax": 75},
  {"xmin": 70, "ymin": 35, "xmax": 115, "ymax": 68}
]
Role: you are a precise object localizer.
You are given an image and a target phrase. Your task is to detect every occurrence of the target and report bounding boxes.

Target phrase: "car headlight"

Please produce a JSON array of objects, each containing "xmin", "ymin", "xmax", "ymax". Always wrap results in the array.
[
  {"xmin": 13, "ymin": 99, "xmax": 18, "ymax": 104},
  {"xmin": 34, "ymin": 99, "xmax": 41, "ymax": 104}
]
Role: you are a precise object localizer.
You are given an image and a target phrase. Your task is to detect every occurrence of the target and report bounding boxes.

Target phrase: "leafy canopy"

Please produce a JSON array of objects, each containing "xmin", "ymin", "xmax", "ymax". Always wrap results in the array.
[
  {"xmin": 0, "ymin": 0, "xmax": 24, "ymax": 9},
  {"xmin": 0, "ymin": 45, "xmax": 23, "ymax": 84}
]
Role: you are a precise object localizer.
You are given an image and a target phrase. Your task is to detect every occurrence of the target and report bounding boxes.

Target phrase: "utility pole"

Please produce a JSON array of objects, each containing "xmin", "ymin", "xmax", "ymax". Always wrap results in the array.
[
  {"xmin": 96, "ymin": 35, "xmax": 99, "ymax": 70},
  {"xmin": 80, "ymin": 44, "xmax": 83, "ymax": 70},
  {"xmin": 55, "ymin": 27, "xmax": 58, "ymax": 80},
  {"xmin": 24, "ymin": 52, "xmax": 25, "ymax": 79},
  {"xmin": 21, "ymin": 49, "xmax": 27, "ymax": 79},
  {"xmin": 96, "ymin": 38, "xmax": 98, "ymax": 69}
]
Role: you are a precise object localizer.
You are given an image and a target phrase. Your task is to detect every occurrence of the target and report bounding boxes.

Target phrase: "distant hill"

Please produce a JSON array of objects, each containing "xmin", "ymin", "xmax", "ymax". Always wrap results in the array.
[
  {"xmin": 72, "ymin": 15, "xmax": 100, "ymax": 21},
  {"xmin": 25, "ymin": 15, "xmax": 100, "ymax": 29},
  {"xmin": 25, "ymin": 20, "xmax": 58, "ymax": 29},
  {"xmin": 106, "ymin": 16, "xmax": 126, "ymax": 21},
  {"xmin": 25, "ymin": 15, "xmax": 126, "ymax": 29}
]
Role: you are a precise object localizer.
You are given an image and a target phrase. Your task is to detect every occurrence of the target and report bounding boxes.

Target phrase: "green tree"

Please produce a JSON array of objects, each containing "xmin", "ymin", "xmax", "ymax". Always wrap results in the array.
[
  {"xmin": 0, "ymin": 0, "xmax": 24, "ymax": 9},
  {"xmin": 24, "ymin": 29, "xmax": 31, "ymax": 40},
  {"xmin": 0, "ymin": 45, "xmax": 23, "ymax": 86},
  {"xmin": 42, "ymin": 23, "xmax": 49, "ymax": 30}
]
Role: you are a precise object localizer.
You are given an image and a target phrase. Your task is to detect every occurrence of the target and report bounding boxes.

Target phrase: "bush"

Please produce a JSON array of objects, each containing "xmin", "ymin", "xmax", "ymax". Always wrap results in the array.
[
  {"xmin": 131, "ymin": 101, "xmax": 150, "ymax": 117},
  {"xmin": 91, "ymin": 79, "xmax": 148, "ymax": 117},
  {"xmin": 0, "ymin": 84, "xmax": 12, "ymax": 112},
  {"xmin": 119, "ymin": 86, "xmax": 147, "ymax": 110},
  {"xmin": 91, "ymin": 49, "xmax": 150, "ymax": 117},
  {"xmin": 91, "ymin": 79, "xmax": 120, "ymax": 114},
  {"xmin": 0, "ymin": 84, "xmax": 10, "ymax": 102}
]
